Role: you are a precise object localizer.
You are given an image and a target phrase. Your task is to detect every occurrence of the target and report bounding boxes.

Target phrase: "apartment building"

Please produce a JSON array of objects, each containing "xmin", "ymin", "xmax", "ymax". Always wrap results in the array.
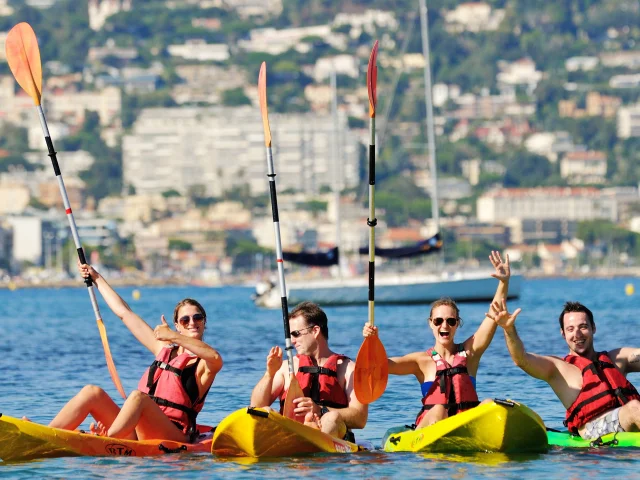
[
  {"xmin": 477, "ymin": 187, "xmax": 618, "ymax": 223},
  {"xmin": 560, "ymin": 151, "xmax": 608, "ymax": 184},
  {"xmin": 618, "ymin": 104, "xmax": 640, "ymax": 138},
  {"xmin": 122, "ymin": 106, "xmax": 359, "ymax": 198}
]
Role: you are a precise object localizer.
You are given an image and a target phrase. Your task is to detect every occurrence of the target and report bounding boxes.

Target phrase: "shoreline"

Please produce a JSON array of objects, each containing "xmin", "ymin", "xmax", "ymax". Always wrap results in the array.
[{"xmin": 1, "ymin": 269, "xmax": 638, "ymax": 290}]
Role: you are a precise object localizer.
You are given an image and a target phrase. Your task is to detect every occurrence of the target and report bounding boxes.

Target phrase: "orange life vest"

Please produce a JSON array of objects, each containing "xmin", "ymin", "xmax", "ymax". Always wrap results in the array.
[
  {"xmin": 280, "ymin": 353, "xmax": 349, "ymax": 413},
  {"xmin": 416, "ymin": 347, "xmax": 479, "ymax": 425},
  {"xmin": 564, "ymin": 351, "xmax": 640, "ymax": 434},
  {"xmin": 138, "ymin": 346, "xmax": 208, "ymax": 439}
]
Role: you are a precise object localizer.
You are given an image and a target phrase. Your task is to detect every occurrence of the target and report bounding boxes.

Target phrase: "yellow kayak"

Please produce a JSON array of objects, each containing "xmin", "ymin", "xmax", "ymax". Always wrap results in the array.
[
  {"xmin": 382, "ymin": 399, "xmax": 548, "ymax": 453},
  {"xmin": 0, "ymin": 413, "xmax": 214, "ymax": 462},
  {"xmin": 211, "ymin": 407, "xmax": 362, "ymax": 457}
]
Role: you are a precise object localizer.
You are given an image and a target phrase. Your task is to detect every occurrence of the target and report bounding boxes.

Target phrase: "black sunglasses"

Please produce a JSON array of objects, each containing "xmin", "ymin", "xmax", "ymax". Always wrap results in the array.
[
  {"xmin": 431, "ymin": 317, "xmax": 458, "ymax": 327},
  {"xmin": 177, "ymin": 313, "xmax": 205, "ymax": 327},
  {"xmin": 290, "ymin": 325, "xmax": 315, "ymax": 338}
]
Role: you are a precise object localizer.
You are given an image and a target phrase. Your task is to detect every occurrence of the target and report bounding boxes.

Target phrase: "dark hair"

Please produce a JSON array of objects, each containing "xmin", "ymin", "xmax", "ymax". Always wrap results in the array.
[
  {"xmin": 429, "ymin": 297, "xmax": 463, "ymax": 327},
  {"xmin": 173, "ymin": 298, "xmax": 207, "ymax": 323},
  {"xmin": 558, "ymin": 301, "xmax": 594, "ymax": 331},
  {"xmin": 289, "ymin": 301, "xmax": 329, "ymax": 339}
]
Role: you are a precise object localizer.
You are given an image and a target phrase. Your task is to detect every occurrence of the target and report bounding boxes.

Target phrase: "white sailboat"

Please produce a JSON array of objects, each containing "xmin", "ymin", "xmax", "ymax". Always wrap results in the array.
[{"xmin": 254, "ymin": 0, "xmax": 522, "ymax": 308}]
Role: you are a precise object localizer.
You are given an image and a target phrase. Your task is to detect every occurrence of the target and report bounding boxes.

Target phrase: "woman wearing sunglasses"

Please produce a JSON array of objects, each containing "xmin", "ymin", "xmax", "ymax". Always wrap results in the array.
[
  {"xmin": 362, "ymin": 251, "xmax": 511, "ymax": 429},
  {"xmin": 41, "ymin": 262, "xmax": 223, "ymax": 441}
]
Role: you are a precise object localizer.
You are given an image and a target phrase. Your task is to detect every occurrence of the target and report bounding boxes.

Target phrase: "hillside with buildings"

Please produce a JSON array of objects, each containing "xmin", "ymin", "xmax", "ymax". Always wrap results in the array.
[{"xmin": 0, "ymin": 0, "xmax": 639, "ymax": 284}]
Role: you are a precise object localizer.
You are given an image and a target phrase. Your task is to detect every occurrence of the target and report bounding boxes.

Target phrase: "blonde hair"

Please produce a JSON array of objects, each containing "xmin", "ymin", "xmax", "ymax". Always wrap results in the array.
[
  {"xmin": 428, "ymin": 297, "xmax": 463, "ymax": 326},
  {"xmin": 173, "ymin": 298, "xmax": 207, "ymax": 324}
]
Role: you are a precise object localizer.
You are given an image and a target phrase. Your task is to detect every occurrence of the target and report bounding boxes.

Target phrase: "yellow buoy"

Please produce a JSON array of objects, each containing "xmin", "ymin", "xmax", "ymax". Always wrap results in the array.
[
  {"xmin": 7, "ymin": 281, "xmax": 16, "ymax": 291},
  {"xmin": 625, "ymin": 284, "xmax": 634, "ymax": 296},
  {"xmin": 132, "ymin": 289, "xmax": 141, "ymax": 300}
]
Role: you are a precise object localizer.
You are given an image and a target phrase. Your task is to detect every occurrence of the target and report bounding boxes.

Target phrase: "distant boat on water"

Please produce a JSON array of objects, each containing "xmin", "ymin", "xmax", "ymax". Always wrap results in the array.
[{"xmin": 253, "ymin": 269, "xmax": 522, "ymax": 308}]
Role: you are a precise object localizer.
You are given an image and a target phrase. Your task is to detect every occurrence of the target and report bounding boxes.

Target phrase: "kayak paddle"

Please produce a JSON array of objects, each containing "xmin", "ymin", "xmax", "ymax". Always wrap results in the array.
[
  {"xmin": 5, "ymin": 22, "xmax": 126, "ymax": 399},
  {"xmin": 354, "ymin": 41, "xmax": 388, "ymax": 404},
  {"xmin": 258, "ymin": 62, "xmax": 305, "ymax": 422}
]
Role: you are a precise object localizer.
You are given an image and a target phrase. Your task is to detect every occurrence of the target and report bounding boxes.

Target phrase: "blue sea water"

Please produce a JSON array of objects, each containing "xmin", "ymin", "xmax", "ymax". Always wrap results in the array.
[{"xmin": 1, "ymin": 277, "xmax": 640, "ymax": 478}]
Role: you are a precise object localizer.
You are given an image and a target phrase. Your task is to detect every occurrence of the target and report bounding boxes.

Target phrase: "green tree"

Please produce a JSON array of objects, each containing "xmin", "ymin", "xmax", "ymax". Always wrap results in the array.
[
  {"xmin": 503, "ymin": 151, "xmax": 553, "ymax": 187},
  {"xmin": 168, "ymin": 238, "xmax": 193, "ymax": 251},
  {"xmin": 162, "ymin": 189, "xmax": 181, "ymax": 198},
  {"xmin": 222, "ymin": 87, "xmax": 251, "ymax": 106},
  {"xmin": 297, "ymin": 199, "xmax": 328, "ymax": 218}
]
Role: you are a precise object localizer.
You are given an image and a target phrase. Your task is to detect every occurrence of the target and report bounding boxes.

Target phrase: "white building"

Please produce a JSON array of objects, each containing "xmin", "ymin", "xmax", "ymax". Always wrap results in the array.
[
  {"xmin": 167, "ymin": 40, "xmax": 230, "ymax": 62},
  {"xmin": 88, "ymin": 0, "xmax": 132, "ymax": 31},
  {"xmin": 444, "ymin": 2, "xmax": 505, "ymax": 32},
  {"xmin": 0, "ymin": 0, "xmax": 13, "ymax": 16},
  {"xmin": 88, "ymin": 41, "xmax": 138, "ymax": 62},
  {"xmin": 220, "ymin": 0, "xmax": 283, "ymax": 18},
  {"xmin": 497, "ymin": 58, "xmax": 543, "ymax": 94},
  {"xmin": 565, "ymin": 56, "xmax": 599, "ymax": 72},
  {"xmin": 333, "ymin": 9, "xmax": 398, "ymax": 37},
  {"xmin": 6, "ymin": 216, "xmax": 53, "ymax": 265},
  {"xmin": 122, "ymin": 106, "xmax": 360, "ymax": 198},
  {"xmin": 618, "ymin": 104, "xmax": 640, "ymax": 138},
  {"xmin": 560, "ymin": 151, "xmax": 607, "ymax": 184},
  {"xmin": 477, "ymin": 187, "xmax": 618, "ymax": 223},
  {"xmin": 239, "ymin": 25, "xmax": 345, "ymax": 55},
  {"xmin": 600, "ymin": 51, "xmax": 640, "ymax": 68},
  {"xmin": 432, "ymin": 83, "xmax": 461, "ymax": 107},
  {"xmin": 609, "ymin": 74, "xmax": 640, "ymax": 89},
  {"xmin": 524, "ymin": 131, "xmax": 577, "ymax": 163}
]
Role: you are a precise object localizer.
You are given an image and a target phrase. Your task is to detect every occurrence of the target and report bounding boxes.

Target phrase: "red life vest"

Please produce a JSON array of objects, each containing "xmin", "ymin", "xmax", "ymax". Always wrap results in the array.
[
  {"xmin": 138, "ymin": 346, "xmax": 208, "ymax": 438},
  {"xmin": 279, "ymin": 353, "xmax": 349, "ymax": 413},
  {"xmin": 416, "ymin": 347, "xmax": 479, "ymax": 425},
  {"xmin": 564, "ymin": 351, "xmax": 640, "ymax": 434}
]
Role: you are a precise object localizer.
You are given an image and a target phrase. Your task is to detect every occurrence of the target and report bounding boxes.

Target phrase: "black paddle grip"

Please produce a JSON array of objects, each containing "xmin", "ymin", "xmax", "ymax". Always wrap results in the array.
[
  {"xmin": 77, "ymin": 248, "xmax": 93, "ymax": 287},
  {"xmin": 368, "ymin": 262, "xmax": 374, "ymax": 301},
  {"xmin": 268, "ymin": 180, "xmax": 279, "ymax": 222},
  {"xmin": 368, "ymin": 145, "xmax": 375, "ymax": 185},
  {"xmin": 44, "ymin": 136, "xmax": 61, "ymax": 176}
]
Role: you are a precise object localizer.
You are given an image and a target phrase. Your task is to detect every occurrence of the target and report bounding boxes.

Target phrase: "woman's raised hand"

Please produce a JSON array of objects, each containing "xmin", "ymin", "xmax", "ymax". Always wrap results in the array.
[{"xmin": 489, "ymin": 251, "xmax": 510, "ymax": 282}]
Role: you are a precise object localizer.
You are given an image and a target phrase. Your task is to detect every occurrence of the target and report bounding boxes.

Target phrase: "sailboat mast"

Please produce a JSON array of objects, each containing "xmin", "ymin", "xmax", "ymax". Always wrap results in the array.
[
  {"xmin": 418, "ymin": 0, "xmax": 440, "ymax": 231},
  {"xmin": 330, "ymin": 68, "xmax": 344, "ymax": 279}
]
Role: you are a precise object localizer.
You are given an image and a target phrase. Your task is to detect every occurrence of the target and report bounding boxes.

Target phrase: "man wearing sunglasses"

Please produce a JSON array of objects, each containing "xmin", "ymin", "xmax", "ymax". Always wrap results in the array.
[
  {"xmin": 362, "ymin": 251, "xmax": 511, "ymax": 428},
  {"xmin": 491, "ymin": 299, "xmax": 640, "ymax": 440},
  {"xmin": 250, "ymin": 301, "xmax": 367, "ymax": 440}
]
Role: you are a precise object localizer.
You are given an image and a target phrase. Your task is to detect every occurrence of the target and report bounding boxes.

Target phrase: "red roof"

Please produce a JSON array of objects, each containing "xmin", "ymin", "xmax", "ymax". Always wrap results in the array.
[{"xmin": 564, "ymin": 151, "xmax": 607, "ymax": 161}]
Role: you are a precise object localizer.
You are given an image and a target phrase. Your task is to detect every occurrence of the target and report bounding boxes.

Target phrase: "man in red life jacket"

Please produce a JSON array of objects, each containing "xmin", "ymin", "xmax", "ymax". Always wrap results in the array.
[
  {"xmin": 490, "ymin": 299, "xmax": 640, "ymax": 440},
  {"xmin": 250, "ymin": 301, "xmax": 367, "ymax": 440}
]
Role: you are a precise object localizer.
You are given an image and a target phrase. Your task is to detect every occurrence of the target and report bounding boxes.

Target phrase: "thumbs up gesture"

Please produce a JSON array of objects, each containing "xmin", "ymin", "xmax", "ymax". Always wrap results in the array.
[{"xmin": 154, "ymin": 315, "xmax": 175, "ymax": 342}]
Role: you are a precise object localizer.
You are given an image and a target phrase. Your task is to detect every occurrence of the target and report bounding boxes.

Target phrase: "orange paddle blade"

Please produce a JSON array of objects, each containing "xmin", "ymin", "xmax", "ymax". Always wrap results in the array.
[
  {"xmin": 5, "ymin": 22, "xmax": 42, "ymax": 106},
  {"xmin": 354, "ymin": 335, "xmax": 388, "ymax": 404},
  {"xmin": 282, "ymin": 374, "xmax": 306, "ymax": 423},
  {"xmin": 367, "ymin": 40, "xmax": 379, "ymax": 118},
  {"xmin": 96, "ymin": 319, "xmax": 127, "ymax": 400},
  {"xmin": 258, "ymin": 62, "xmax": 272, "ymax": 147}
]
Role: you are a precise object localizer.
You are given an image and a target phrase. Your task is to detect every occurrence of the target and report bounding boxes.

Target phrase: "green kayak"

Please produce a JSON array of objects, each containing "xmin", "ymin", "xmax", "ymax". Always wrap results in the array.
[{"xmin": 548, "ymin": 430, "xmax": 640, "ymax": 448}]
